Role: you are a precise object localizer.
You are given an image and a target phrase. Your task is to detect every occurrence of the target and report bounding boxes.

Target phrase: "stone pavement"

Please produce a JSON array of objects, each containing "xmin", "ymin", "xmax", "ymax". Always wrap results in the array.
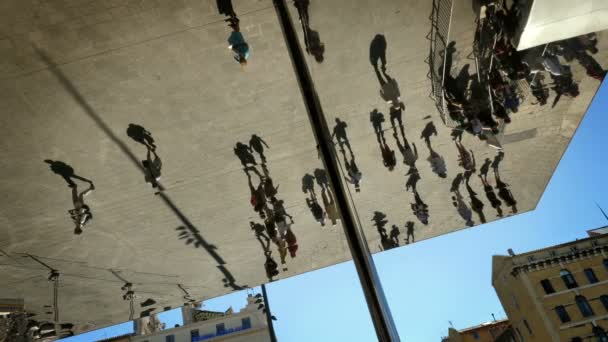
[{"xmin": 0, "ymin": 0, "xmax": 606, "ymax": 334}]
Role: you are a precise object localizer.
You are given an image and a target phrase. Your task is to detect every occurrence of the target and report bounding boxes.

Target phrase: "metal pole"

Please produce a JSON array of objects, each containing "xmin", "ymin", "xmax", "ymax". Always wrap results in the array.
[
  {"xmin": 261, "ymin": 284, "xmax": 277, "ymax": 342},
  {"xmin": 271, "ymin": 1, "xmax": 400, "ymax": 341}
]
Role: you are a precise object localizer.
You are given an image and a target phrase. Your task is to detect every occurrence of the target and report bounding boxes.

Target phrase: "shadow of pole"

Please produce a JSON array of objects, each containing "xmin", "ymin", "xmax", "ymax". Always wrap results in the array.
[{"xmin": 34, "ymin": 46, "xmax": 245, "ymax": 292}]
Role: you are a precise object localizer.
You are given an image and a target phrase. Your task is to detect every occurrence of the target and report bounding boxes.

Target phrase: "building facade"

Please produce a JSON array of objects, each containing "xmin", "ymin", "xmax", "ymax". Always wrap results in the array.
[
  {"xmin": 131, "ymin": 295, "xmax": 270, "ymax": 342},
  {"xmin": 442, "ymin": 319, "xmax": 515, "ymax": 342},
  {"xmin": 492, "ymin": 231, "xmax": 608, "ymax": 341}
]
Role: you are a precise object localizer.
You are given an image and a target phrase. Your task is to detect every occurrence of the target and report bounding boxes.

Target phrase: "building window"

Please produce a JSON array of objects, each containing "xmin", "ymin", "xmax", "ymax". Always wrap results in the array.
[
  {"xmin": 523, "ymin": 319, "xmax": 533, "ymax": 335},
  {"xmin": 576, "ymin": 295, "xmax": 594, "ymax": 317},
  {"xmin": 190, "ymin": 329, "xmax": 199, "ymax": 339},
  {"xmin": 472, "ymin": 331, "xmax": 479, "ymax": 339},
  {"xmin": 556, "ymin": 305, "xmax": 571, "ymax": 323},
  {"xmin": 216, "ymin": 323, "xmax": 225, "ymax": 334},
  {"xmin": 585, "ymin": 268, "xmax": 599, "ymax": 284},
  {"xmin": 561, "ymin": 269, "xmax": 579, "ymax": 289},
  {"xmin": 601, "ymin": 295, "xmax": 608, "ymax": 311},
  {"xmin": 594, "ymin": 326, "xmax": 608, "ymax": 342},
  {"xmin": 165, "ymin": 335, "xmax": 175, "ymax": 342},
  {"xmin": 541, "ymin": 279, "xmax": 555, "ymax": 294},
  {"xmin": 242, "ymin": 317, "xmax": 251, "ymax": 329}
]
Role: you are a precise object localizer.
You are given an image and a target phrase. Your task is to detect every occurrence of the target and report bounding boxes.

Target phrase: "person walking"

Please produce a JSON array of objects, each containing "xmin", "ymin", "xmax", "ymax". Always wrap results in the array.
[
  {"xmin": 249, "ymin": 134, "xmax": 269, "ymax": 163},
  {"xmin": 227, "ymin": 16, "xmax": 250, "ymax": 66},
  {"xmin": 69, "ymin": 181, "xmax": 94, "ymax": 235}
]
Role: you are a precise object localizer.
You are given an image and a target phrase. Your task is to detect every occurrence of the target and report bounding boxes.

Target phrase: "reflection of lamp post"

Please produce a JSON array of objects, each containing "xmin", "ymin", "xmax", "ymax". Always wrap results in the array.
[{"xmin": 256, "ymin": 285, "xmax": 277, "ymax": 342}]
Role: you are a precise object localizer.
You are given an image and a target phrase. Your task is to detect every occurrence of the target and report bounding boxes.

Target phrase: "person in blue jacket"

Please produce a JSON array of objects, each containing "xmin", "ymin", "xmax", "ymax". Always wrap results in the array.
[{"xmin": 226, "ymin": 16, "xmax": 250, "ymax": 66}]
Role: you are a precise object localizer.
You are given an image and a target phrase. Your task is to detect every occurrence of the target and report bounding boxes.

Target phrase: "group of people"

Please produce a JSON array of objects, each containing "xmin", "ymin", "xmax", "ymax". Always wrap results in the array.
[
  {"xmin": 372, "ymin": 211, "xmax": 416, "ymax": 251},
  {"xmin": 234, "ymin": 134, "xmax": 298, "ymax": 281},
  {"xmin": 443, "ymin": 0, "xmax": 605, "ymax": 142},
  {"xmin": 301, "ymin": 169, "xmax": 340, "ymax": 227}
]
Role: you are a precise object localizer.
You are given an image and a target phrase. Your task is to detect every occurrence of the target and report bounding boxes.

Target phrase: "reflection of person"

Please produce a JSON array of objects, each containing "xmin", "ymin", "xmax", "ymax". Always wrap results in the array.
[
  {"xmin": 452, "ymin": 191, "xmax": 473, "ymax": 227},
  {"xmin": 344, "ymin": 158, "xmax": 362, "ymax": 192},
  {"xmin": 321, "ymin": 187, "xmax": 339, "ymax": 226},
  {"xmin": 427, "ymin": 146, "xmax": 447, "ymax": 178},
  {"xmin": 285, "ymin": 228, "xmax": 298, "ymax": 258},
  {"xmin": 248, "ymin": 173, "xmax": 267, "ymax": 218},
  {"xmin": 234, "ymin": 142, "xmax": 256, "ymax": 167},
  {"xmin": 249, "ymin": 134, "xmax": 269, "ymax": 163},
  {"xmin": 69, "ymin": 182, "xmax": 94, "ymax": 235},
  {"xmin": 306, "ymin": 197, "xmax": 325, "ymax": 226},
  {"xmin": 44, "ymin": 160, "xmax": 92, "ymax": 188},
  {"xmin": 126, "ymin": 124, "xmax": 156, "ymax": 150},
  {"xmin": 142, "ymin": 148, "xmax": 162, "ymax": 190},
  {"xmin": 411, "ymin": 191, "xmax": 429, "ymax": 225},
  {"xmin": 381, "ymin": 141, "xmax": 396, "ymax": 171},
  {"xmin": 380, "ymin": 76, "xmax": 401, "ymax": 106},
  {"xmin": 455, "ymin": 141, "xmax": 476, "ymax": 171},
  {"xmin": 227, "ymin": 17, "xmax": 250, "ymax": 66},
  {"xmin": 405, "ymin": 221, "xmax": 415, "ymax": 244},
  {"xmin": 394, "ymin": 133, "xmax": 417, "ymax": 168},
  {"xmin": 389, "ymin": 225, "xmax": 400, "ymax": 247},
  {"xmin": 332, "ymin": 118, "xmax": 351, "ymax": 152}
]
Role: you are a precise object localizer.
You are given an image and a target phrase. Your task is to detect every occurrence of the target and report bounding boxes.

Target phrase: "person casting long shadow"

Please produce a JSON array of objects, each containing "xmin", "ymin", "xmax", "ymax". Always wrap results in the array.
[
  {"xmin": 371, "ymin": 109, "xmax": 396, "ymax": 171},
  {"xmin": 260, "ymin": 165, "xmax": 279, "ymax": 199},
  {"xmin": 249, "ymin": 134, "xmax": 269, "ymax": 164},
  {"xmin": 420, "ymin": 122, "xmax": 447, "ymax": 178},
  {"xmin": 234, "ymin": 142, "xmax": 257, "ymax": 168},
  {"xmin": 492, "ymin": 152, "xmax": 518, "ymax": 214},
  {"xmin": 450, "ymin": 173, "xmax": 474, "ymax": 227},
  {"xmin": 332, "ymin": 118, "xmax": 352, "ymax": 155},
  {"xmin": 405, "ymin": 221, "xmax": 415, "ymax": 244},
  {"xmin": 393, "ymin": 126, "xmax": 417, "ymax": 169},
  {"xmin": 294, "ymin": 0, "xmax": 324, "ymax": 63},
  {"xmin": 301, "ymin": 173, "xmax": 316, "ymax": 197},
  {"xmin": 370, "ymin": 109, "xmax": 386, "ymax": 143},
  {"xmin": 455, "ymin": 140, "xmax": 476, "ymax": 172},
  {"xmin": 479, "ymin": 158, "xmax": 503, "ymax": 217},
  {"xmin": 389, "ymin": 102, "xmax": 406, "ymax": 141},
  {"xmin": 314, "ymin": 168, "xmax": 329, "ymax": 190},
  {"xmin": 226, "ymin": 16, "xmax": 250, "ymax": 66},
  {"xmin": 254, "ymin": 228, "xmax": 279, "ymax": 281},
  {"xmin": 321, "ymin": 186, "xmax": 339, "ymax": 226},
  {"xmin": 306, "ymin": 195, "xmax": 326, "ymax": 227},
  {"xmin": 69, "ymin": 181, "xmax": 94, "ymax": 235},
  {"xmin": 464, "ymin": 171, "xmax": 486, "ymax": 224},
  {"xmin": 126, "ymin": 124, "xmax": 156, "ymax": 151},
  {"xmin": 247, "ymin": 169, "xmax": 267, "ymax": 219},
  {"xmin": 217, "ymin": 0, "xmax": 236, "ymax": 17},
  {"xmin": 370, "ymin": 34, "xmax": 388, "ymax": 83},
  {"xmin": 411, "ymin": 191, "xmax": 429, "ymax": 225},
  {"xmin": 389, "ymin": 225, "xmax": 400, "ymax": 248},
  {"xmin": 44, "ymin": 160, "xmax": 93, "ymax": 187},
  {"xmin": 405, "ymin": 167, "xmax": 420, "ymax": 193},
  {"xmin": 142, "ymin": 147, "xmax": 162, "ymax": 192},
  {"xmin": 339, "ymin": 148, "xmax": 362, "ymax": 192}
]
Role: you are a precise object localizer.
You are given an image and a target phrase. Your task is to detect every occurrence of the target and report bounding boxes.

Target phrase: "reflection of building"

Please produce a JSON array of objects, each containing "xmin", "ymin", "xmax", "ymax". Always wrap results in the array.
[
  {"xmin": 131, "ymin": 295, "xmax": 270, "ymax": 342},
  {"xmin": 0, "ymin": 298, "xmax": 24, "ymax": 316},
  {"xmin": 492, "ymin": 230, "xmax": 608, "ymax": 341},
  {"xmin": 442, "ymin": 319, "xmax": 516, "ymax": 342},
  {"xmin": 99, "ymin": 333, "xmax": 135, "ymax": 342}
]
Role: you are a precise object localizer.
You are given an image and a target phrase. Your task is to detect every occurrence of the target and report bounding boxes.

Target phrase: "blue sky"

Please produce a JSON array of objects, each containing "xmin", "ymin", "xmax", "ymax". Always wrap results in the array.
[{"xmin": 64, "ymin": 81, "xmax": 608, "ymax": 341}]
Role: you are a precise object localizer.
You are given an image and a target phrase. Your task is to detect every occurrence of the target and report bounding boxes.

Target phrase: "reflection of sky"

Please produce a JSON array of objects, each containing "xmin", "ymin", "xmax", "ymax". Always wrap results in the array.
[{"xmin": 63, "ymin": 81, "xmax": 607, "ymax": 341}]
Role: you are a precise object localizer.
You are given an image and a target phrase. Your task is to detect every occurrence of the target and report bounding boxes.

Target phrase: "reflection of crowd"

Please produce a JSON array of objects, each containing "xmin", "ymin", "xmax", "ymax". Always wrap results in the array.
[
  {"xmin": 443, "ymin": 1, "xmax": 605, "ymax": 142},
  {"xmin": 235, "ymin": 134, "xmax": 298, "ymax": 282}
]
